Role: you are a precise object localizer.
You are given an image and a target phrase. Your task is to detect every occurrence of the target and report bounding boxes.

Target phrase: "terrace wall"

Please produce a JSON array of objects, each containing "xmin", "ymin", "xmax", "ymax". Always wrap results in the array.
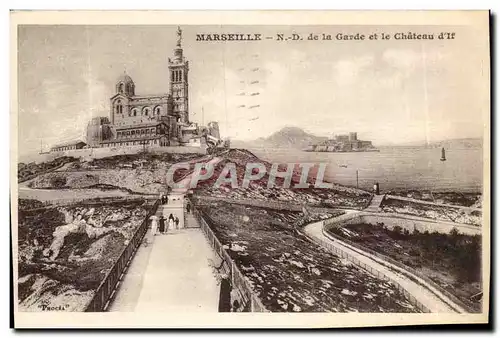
[
  {"xmin": 20, "ymin": 196, "xmax": 156, "ymax": 212},
  {"xmin": 193, "ymin": 195, "xmax": 303, "ymax": 212},
  {"xmin": 386, "ymin": 194, "xmax": 482, "ymax": 213},
  {"xmin": 32, "ymin": 145, "xmax": 207, "ymax": 164},
  {"xmin": 194, "ymin": 195, "xmax": 359, "ymax": 213},
  {"xmin": 333, "ymin": 212, "xmax": 481, "ymax": 236},
  {"xmin": 18, "ymin": 161, "xmax": 70, "ymax": 183}
]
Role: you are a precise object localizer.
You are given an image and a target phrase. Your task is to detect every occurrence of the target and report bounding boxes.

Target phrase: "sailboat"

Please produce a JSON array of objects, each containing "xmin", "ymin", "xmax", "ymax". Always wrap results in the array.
[{"xmin": 440, "ymin": 147, "xmax": 446, "ymax": 161}]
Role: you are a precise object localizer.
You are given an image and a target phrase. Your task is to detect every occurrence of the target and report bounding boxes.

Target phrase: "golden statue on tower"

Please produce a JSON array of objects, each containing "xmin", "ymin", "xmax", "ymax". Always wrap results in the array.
[{"xmin": 176, "ymin": 26, "xmax": 182, "ymax": 47}]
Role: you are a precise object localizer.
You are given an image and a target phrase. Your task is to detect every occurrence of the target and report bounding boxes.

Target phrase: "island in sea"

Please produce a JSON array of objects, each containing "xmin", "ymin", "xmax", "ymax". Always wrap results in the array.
[{"xmin": 305, "ymin": 132, "xmax": 379, "ymax": 153}]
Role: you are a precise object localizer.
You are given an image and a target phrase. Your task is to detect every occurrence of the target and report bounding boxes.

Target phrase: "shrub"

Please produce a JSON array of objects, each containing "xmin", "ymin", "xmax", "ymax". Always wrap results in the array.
[{"xmin": 50, "ymin": 175, "xmax": 67, "ymax": 188}]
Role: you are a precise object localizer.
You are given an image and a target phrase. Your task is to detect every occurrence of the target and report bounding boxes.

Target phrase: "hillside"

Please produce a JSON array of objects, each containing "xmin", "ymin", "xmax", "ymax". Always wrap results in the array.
[
  {"xmin": 381, "ymin": 138, "xmax": 483, "ymax": 149},
  {"xmin": 232, "ymin": 127, "xmax": 327, "ymax": 150},
  {"xmin": 425, "ymin": 138, "xmax": 483, "ymax": 149}
]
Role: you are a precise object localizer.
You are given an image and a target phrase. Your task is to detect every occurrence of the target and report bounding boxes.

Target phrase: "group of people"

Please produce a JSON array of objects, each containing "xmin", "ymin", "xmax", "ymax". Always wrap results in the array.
[
  {"xmin": 149, "ymin": 190, "xmax": 193, "ymax": 237},
  {"xmin": 150, "ymin": 213, "xmax": 180, "ymax": 236}
]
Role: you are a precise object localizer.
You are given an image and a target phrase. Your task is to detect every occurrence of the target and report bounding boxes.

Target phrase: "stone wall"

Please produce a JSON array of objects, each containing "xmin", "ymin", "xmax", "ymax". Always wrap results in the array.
[
  {"xmin": 42, "ymin": 145, "xmax": 207, "ymax": 162},
  {"xmin": 332, "ymin": 212, "xmax": 481, "ymax": 236},
  {"xmin": 386, "ymin": 194, "xmax": 482, "ymax": 212}
]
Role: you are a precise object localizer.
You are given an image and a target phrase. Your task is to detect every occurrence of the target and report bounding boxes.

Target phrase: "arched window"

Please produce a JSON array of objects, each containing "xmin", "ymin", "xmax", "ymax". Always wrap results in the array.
[
  {"xmin": 154, "ymin": 106, "xmax": 161, "ymax": 115},
  {"xmin": 116, "ymin": 100, "xmax": 123, "ymax": 115},
  {"xmin": 119, "ymin": 83, "xmax": 124, "ymax": 93}
]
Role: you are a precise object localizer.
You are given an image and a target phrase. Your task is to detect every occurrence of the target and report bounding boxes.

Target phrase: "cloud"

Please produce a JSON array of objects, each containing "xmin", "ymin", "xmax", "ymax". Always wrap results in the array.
[
  {"xmin": 334, "ymin": 55, "xmax": 374, "ymax": 86},
  {"xmin": 383, "ymin": 49, "xmax": 421, "ymax": 71}
]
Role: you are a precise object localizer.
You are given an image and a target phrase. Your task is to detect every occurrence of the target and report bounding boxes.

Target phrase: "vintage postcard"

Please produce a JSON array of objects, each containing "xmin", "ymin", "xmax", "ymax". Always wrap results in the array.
[{"xmin": 11, "ymin": 10, "xmax": 490, "ymax": 328}]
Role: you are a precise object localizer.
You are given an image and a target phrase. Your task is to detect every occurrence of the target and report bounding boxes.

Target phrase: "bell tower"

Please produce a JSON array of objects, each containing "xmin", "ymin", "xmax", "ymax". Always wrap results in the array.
[{"xmin": 168, "ymin": 26, "xmax": 189, "ymax": 124}]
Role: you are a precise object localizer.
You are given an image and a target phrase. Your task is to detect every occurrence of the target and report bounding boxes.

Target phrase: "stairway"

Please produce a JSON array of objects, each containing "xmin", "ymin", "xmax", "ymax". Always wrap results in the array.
[
  {"xmin": 155, "ymin": 196, "xmax": 186, "ymax": 229},
  {"xmin": 365, "ymin": 194, "xmax": 385, "ymax": 213},
  {"xmin": 185, "ymin": 211, "xmax": 200, "ymax": 228}
]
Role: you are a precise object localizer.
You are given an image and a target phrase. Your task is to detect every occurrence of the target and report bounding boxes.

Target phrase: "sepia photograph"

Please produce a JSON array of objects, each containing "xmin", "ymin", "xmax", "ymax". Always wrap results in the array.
[{"xmin": 10, "ymin": 10, "xmax": 490, "ymax": 328}]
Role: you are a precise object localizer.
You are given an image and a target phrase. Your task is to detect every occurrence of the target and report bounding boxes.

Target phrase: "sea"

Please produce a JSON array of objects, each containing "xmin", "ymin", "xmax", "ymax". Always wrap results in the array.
[{"xmin": 247, "ymin": 146, "xmax": 483, "ymax": 193}]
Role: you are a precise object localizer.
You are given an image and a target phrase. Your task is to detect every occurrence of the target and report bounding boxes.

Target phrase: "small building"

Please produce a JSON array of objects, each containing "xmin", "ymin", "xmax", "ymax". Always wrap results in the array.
[
  {"xmin": 86, "ymin": 117, "xmax": 113, "ymax": 146},
  {"xmin": 50, "ymin": 140, "xmax": 87, "ymax": 152},
  {"xmin": 105, "ymin": 121, "xmax": 171, "ymax": 147}
]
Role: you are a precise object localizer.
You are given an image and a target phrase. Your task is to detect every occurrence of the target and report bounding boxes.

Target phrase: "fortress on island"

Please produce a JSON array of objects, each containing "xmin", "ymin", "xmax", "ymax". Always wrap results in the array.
[
  {"xmin": 50, "ymin": 27, "xmax": 224, "ymax": 154},
  {"xmin": 306, "ymin": 132, "xmax": 379, "ymax": 153}
]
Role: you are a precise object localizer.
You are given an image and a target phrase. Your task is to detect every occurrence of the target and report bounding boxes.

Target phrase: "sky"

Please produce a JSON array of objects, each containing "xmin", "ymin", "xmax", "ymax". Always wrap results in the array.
[{"xmin": 17, "ymin": 24, "xmax": 488, "ymax": 156}]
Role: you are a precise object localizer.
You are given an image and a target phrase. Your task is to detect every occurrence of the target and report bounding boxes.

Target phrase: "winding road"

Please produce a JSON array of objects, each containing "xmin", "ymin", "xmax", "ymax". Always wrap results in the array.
[{"xmin": 303, "ymin": 212, "xmax": 466, "ymax": 313}]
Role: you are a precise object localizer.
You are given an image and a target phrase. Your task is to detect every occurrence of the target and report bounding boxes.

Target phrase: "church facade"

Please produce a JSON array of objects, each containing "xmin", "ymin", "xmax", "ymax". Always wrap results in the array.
[{"xmin": 84, "ymin": 27, "xmax": 211, "ymax": 149}]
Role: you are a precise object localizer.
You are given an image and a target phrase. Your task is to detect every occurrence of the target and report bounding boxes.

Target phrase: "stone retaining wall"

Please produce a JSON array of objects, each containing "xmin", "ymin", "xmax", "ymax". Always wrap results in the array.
[
  {"xmin": 31, "ymin": 145, "xmax": 207, "ymax": 164},
  {"xmin": 386, "ymin": 194, "xmax": 482, "ymax": 212},
  {"xmin": 334, "ymin": 212, "xmax": 481, "ymax": 236}
]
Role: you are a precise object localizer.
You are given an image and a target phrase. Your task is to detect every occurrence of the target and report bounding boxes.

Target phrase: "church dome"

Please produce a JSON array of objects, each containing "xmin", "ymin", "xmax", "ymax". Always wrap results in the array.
[
  {"xmin": 116, "ymin": 72, "xmax": 135, "ymax": 96},
  {"xmin": 117, "ymin": 73, "xmax": 134, "ymax": 84}
]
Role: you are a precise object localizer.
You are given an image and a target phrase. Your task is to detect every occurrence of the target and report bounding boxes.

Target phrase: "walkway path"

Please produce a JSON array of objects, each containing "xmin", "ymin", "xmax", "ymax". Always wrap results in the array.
[
  {"xmin": 303, "ymin": 216, "xmax": 465, "ymax": 313},
  {"xmin": 133, "ymin": 228, "xmax": 219, "ymax": 312},
  {"xmin": 107, "ymin": 200, "xmax": 220, "ymax": 312},
  {"xmin": 364, "ymin": 194, "xmax": 385, "ymax": 212}
]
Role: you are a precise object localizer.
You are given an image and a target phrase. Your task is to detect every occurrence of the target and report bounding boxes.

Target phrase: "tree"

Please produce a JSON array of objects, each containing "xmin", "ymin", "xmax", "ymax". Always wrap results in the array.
[
  {"xmin": 50, "ymin": 175, "xmax": 67, "ymax": 188},
  {"xmin": 392, "ymin": 225, "xmax": 403, "ymax": 237},
  {"xmin": 449, "ymin": 227, "xmax": 460, "ymax": 237}
]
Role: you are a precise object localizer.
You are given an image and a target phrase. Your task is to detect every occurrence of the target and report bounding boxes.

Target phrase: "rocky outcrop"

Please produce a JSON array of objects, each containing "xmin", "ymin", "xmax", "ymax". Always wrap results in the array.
[
  {"xmin": 18, "ymin": 201, "xmax": 151, "ymax": 311},
  {"xmin": 29, "ymin": 168, "xmax": 168, "ymax": 194},
  {"xmin": 18, "ymin": 274, "xmax": 95, "ymax": 312}
]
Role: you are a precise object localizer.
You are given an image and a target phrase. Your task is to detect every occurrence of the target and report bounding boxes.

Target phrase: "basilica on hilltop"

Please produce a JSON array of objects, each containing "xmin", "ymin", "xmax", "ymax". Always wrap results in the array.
[{"xmin": 51, "ymin": 27, "xmax": 220, "ymax": 153}]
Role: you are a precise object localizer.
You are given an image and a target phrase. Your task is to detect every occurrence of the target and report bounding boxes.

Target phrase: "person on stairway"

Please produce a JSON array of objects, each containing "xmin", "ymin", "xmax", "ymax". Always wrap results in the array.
[
  {"xmin": 159, "ymin": 215, "xmax": 166, "ymax": 234},
  {"xmin": 168, "ymin": 213, "xmax": 175, "ymax": 231},
  {"xmin": 150, "ymin": 215, "xmax": 159, "ymax": 236}
]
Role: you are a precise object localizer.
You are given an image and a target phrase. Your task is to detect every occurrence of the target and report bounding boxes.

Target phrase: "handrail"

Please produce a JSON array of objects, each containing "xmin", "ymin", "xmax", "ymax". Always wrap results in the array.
[
  {"xmin": 84, "ymin": 198, "xmax": 160, "ymax": 312},
  {"xmin": 192, "ymin": 207, "xmax": 269, "ymax": 312}
]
